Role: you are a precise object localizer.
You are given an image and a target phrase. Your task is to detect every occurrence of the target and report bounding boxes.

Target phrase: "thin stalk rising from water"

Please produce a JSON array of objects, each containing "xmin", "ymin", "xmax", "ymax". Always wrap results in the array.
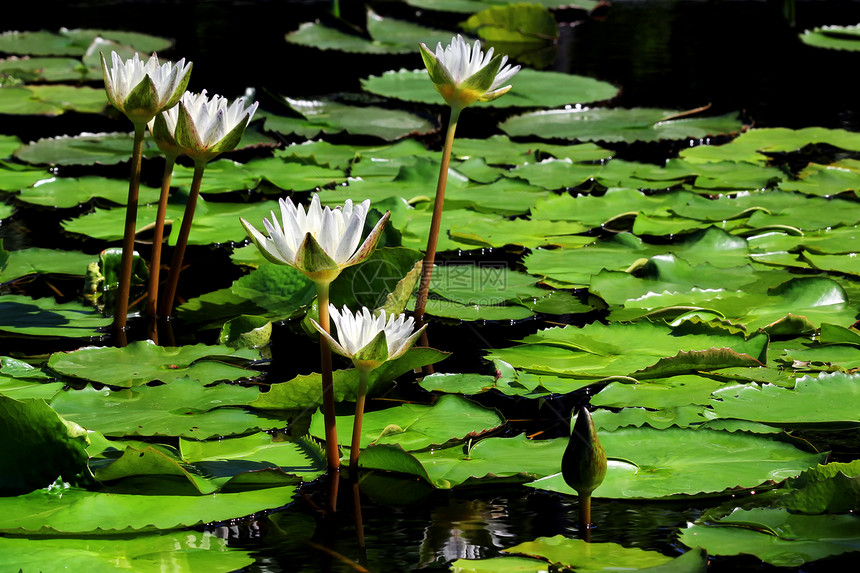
[
  {"xmin": 316, "ymin": 280, "xmax": 341, "ymax": 510},
  {"xmin": 349, "ymin": 368, "xmax": 371, "ymax": 475},
  {"xmin": 145, "ymin": 153, "xmax": 178, "ymax": 324},
  {"xmin": 114, "ymin": 122, "xmax": 147, "ymax": 337},
  {"xmin": 414, "ymin": 105, "xmax": 461, "ymax": 370},
  {"xmin": 158, "ymin": 159, "xmax": 205, "ymax": 318}
]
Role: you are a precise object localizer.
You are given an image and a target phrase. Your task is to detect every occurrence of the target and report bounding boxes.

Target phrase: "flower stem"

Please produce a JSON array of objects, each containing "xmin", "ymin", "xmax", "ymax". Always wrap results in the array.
[
  {"xmin": 113, "ymin": 122, "xmax": 147, "ymax": 338},
  {"xmin": 316, "ymin": 281, "xmax": 341, "ymax": 479},
  {"xmin": 145, "ymin": 153, "xmax": 178, "ymax": 324},
  {"xmin": 349, "ymin": 367, "xmax": 370, "ymax": 476},
  {"xmin": 158, "ymin": 159, "xmax": 205, "ymax": 318},
  {"xmin": 414, "ymin": 105, "xmax": 461, "ymax": 362},
  {"xmin": 579, "ymin": 493, "xmax": 592, "ymax": 542}
]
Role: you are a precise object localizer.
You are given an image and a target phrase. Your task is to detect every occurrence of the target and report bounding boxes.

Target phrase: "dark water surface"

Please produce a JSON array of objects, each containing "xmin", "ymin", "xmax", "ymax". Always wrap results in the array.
[{"xmin": 5, "ymin": 1, "xmax": 860, "ymax": 571}]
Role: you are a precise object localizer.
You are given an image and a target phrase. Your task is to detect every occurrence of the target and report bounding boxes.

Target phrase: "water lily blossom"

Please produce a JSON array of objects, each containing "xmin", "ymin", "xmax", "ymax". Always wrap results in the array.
[
  {"xmin": 240, "ymin": 193, "xmax": 390, "ymax": 285},
  {"xmin": 240, "ymin": 194, "xmax": 390, "ymax": 482},
  {"xmin": 101, "ymin": 51, "xmax": 192, "ymax": 126},
  {"xmin": 311, "ymin": 305, "xmax": 425, "ymax": 372},
  {"xmin": 157, "ymin": 90, "xmax": 259, "ymax": 319},
  {"xmin": 311, "ymin": 305, "xmax": 424, "ymax": 473},
  {"xmin": 100, "ymin": 50, "xmax": 191, "ymax": 338},
  {"xmin": 419, "ymin": 34, "xmax": 520, "ymax": 110},
  {"xmin": 153, "ymin": 89, "xmax": 259, "ymax": 163},
  {"xmin": 413, "ymin": 36, "xmax": 519, "ymax": 368}
]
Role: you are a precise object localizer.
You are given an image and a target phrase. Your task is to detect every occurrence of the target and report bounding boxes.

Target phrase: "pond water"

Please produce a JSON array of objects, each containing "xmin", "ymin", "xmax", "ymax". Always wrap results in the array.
[{"xmin": 4, "ymin": 1, "xmax": 860, "ymax": 572}]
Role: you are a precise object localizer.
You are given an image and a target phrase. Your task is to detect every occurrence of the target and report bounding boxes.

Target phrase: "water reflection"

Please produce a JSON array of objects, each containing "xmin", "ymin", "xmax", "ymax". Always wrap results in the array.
[{"xmin": 419, "ymin": 497, "xmax": 514, "ymax": 565}]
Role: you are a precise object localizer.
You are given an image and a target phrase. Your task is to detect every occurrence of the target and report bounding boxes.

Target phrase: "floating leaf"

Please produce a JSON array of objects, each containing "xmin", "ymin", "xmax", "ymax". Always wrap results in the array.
[
  {"xmin": 529, "ymin": 427, "xmax": 825, "ymax": 499},
  {"xmin": 0, "ymin": 530, "xmax": 255, "ymax": 573},
  {"xmin": 50, "ymin": 378, "xmax": 276, "ymax": 439},
  {"xmin": 800, "ymin": 24, "xmax": 860, "ymax": 51},
  {"xmin": 309, "ymin": 393, "xmax": 504, "ymax": 452},
  {"xmin": 0, "ymin": 84, "xmax": 106, "ymax": 115},
  {"xmin": 0, "ymin": 396, "xmax": 92, "ymax": 495},
  {"xmin": 501, "ymin": 107, "xmax": 744, "ymax": 142},
  {"xmin": 46, "ymin": 340, "xmax": 260, "ymax": 388},
  {"xmin": 286, "ymin": 8, "xmax": 456, "ymax": 54},
  {"xmin": 679, "ymin": 507, "xmax": 860, "ymax": 567},
  {"xmin": 0, "ymin": 484, "xmax": 296, "ymax": 534},
  {"xmin": 0, "ymin": 246, "xmax": 96, "ymax": 283},
  {"xmin": 276, "ymin": 97, "xmax": 435, "ymax": 141},
  {"xmin": 17, "ymin": 175, "xmax": 161, "ymax": 208},
  {"xmin": 709, "ymin": 372, "xmax": 860, "ymax": 427},
  {"xmin": 361, "ymin": 68, "xmax": 620, "ymax": 108},
  {"xmin": 0, "ymin": 294, "xmax": 111, "ymax": 338}
]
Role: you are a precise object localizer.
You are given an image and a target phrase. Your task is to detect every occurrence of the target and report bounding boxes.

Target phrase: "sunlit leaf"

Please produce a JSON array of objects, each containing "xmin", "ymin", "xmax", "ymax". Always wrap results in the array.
[
  {"xmin": 0, "ymin": 530, "xmax": 255, "ymax": 573},
  {"xmin": 678, "ymin": 507, "xmax": 860, "ymax": 567},
  {"xmin": 0, "ymin": 484, "xmax": 296, "ymax": 534},
  {"xmin": 0, "ymin": 396, "xmax": 92, "ymax": 494},
  {"xmin": 309, "ymin": 393, "xmax": 504, "ymax": 452},
  {"xmin": 501, "ymin": 107, "xmax": 744, "ymax": 142},
  {"xmin": 46, "ymin": 340, "xmax": 260, "ymax": 388},
  {"xmin": 529, "ymin": 427, "xmax": 825, "ymax": 499}
]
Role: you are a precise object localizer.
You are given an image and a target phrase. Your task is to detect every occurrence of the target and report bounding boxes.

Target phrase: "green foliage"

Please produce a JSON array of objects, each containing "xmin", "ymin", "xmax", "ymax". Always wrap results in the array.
[{"xmin": 0, "ymin": 396, "xmax": 93, "ymax": 494}]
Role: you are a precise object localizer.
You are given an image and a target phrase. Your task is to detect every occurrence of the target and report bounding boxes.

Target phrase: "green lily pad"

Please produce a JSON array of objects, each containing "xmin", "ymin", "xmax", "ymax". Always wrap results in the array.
[
  {"xmin": 678, "ymin": 507, "xmax": 860, "ymax": 567},
  {"xmin": 0, "ymin": 483, "xmax": 296, "ymax": 534},
  {"xmin": 782, "ymin": 460, "xmax": 860, "ymax": 514},
  {"xmin": 272, "ymin": 97, "xmax": 436, "ymax": 141},
  {"xmin": 310, "ymin": 393, "xmax": 504, "ymax": 452},
  {"xmin": 62, "ymin": 196, "xmax": 294, "ymax": 246},
  {"xmin": 286, "ymin": 8, "xmax": 457, "ymax": 54},
  {"xmin": 50, "ymin": 377, "xmax": 277, "ymax": 439},
  {"xmin": 14, "ymin": 132, "xmax": 163, "ymax": 166},
  {"xmin": 591, "ymin": 375, "xmax": 728, "ymax": 409},
  {"xmin": 0, "ymin": 530, "xmax": 255, "ymax": 573},
  {"xmin": 486, "ymin": 320, "xmax": 767, "ymax": 379},
  {"xmin": 17, "ymin": 175, "xmax": 162, "ymax": 208},
  {"xmin": 800, "ymin": 24, "xmax": 860, "ymax": 51},
  {"xmin": 46, "ymin": 340, "xmax": 260, "ymax": 388},
  {"xmin": 0, "ymin": 28, "xmax": 171, "ymax": 57},
  {"xmin": 0, "ymin": 246, "xmax": 97, "ymax": 283},
  {"xmin": 0, "ymin": 395, "xmax": 92, "ymax": 495},
  {"xmin": 180, "ymin": 432, "xmax": 326, "ymax": 483},
  {"xmin": 501, "ymin": 107, "xmax": 744, "ymax": 142},
  {"xmin": 0, "ymin": 294, "xmax": 111, "ymax": 338},
  {"xmin": 361, "ymin": 68, "xmax": 620, "ymax": 109},
  {"xmin": 359, "ymin": 433, "xmax": 564, "ymax": 489},
  {"xmin": 501, "ymin": 536, "xmax": 705, "ymax": 572},
  {"xmin": 529, "ymin": 427, "xmax": 825, "ymax": 499},
  {"xmin": 177, "ymin": 262, "xmax": 316, "ymax": 329},
  {"xmin": 0, "ymin": 56, "xmax": 90, "ymax": 83},
  {"xmin": 0, "ymin": 84, "xmax": 107, "ymax": 115},
  {"xmin": 708, "ymin": 372, "xmax": 860, "ymax": 427}
]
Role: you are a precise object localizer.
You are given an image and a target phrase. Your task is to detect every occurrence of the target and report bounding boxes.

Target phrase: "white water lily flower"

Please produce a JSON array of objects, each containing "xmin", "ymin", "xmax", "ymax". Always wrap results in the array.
[
  {"xmin": 240, "ymin": 193, "xmax": 390, "ymax": 284},
  {"xmin": 153, "ymin": 89, "xmax": 258, "ymax": 162},
  {"xmin": 312, "ymin": 305, "xmax": 425, "ymax": 371},
  {"xmin": 419, "ymin": 34, "xmax": 520, "ymax": 110},
  {"xmin": 101, "ymin": 51, "xmax": 192, "ymax": 125}
]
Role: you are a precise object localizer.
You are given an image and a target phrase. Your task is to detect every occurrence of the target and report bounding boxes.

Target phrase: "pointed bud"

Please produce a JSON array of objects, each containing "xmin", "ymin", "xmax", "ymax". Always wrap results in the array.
[{"xmin": 561, "ymin": 406, "xmax": 607, "ymax": 496}]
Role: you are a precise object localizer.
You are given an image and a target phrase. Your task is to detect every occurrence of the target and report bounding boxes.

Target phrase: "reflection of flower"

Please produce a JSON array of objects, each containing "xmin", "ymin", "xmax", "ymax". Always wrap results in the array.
[
  {"xmin": 419, "ymin": 34, "xmax": 520, "ymax": 110},
  {"xmin": 240, "ymin": 194, "xmax": 390, "ymax": 284},
  {"xmin": 152, "ymin": 89, "xmax": 258, "ymax": 163},
  {"xmin": 311, "ymin": 305, "xmax": 425, "ymax": 372},
  {"xmin": 101, "ymin": 51, "xmax": 192, "ymax": 126}
]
